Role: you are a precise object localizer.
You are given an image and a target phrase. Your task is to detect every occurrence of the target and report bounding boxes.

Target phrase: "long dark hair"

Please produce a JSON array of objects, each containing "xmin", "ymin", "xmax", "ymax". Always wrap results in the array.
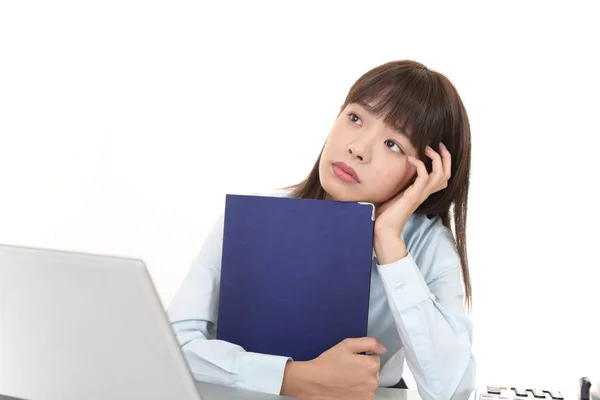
[{"xmin": 287, "ymin": 60, "xmax": 472, "ymax": 310}]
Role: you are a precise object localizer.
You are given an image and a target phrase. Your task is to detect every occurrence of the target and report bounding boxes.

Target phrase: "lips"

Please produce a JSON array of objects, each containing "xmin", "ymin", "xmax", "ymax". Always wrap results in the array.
[{"xmin": 332, "ymin": 162, "xmax": 360, "ymax": 183}]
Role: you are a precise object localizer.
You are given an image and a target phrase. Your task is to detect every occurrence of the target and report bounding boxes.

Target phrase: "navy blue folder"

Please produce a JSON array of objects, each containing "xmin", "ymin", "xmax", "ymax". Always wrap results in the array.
[{"xmin": 216, "ymin": 194, "xmax": 375, "ymax": 361}]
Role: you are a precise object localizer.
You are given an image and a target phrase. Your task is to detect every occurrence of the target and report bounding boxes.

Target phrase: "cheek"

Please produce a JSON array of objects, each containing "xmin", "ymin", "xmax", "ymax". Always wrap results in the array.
[
  {"xmin": 325, "ymin": 128, "xmax": 345, "ymax": 148},
  {"xmin": 326, "ymin": 118, "xmax": 355, "ymax": 146},
  {"xmin": 370, "ymin": 162, "xmax": 414, "ymax": 198}
]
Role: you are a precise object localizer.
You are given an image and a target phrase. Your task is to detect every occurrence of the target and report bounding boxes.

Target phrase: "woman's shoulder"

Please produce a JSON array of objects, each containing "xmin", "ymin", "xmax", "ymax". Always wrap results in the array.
[{"xmin": 403, "ymin": 213, "xmax": 449, "ymax": 241}]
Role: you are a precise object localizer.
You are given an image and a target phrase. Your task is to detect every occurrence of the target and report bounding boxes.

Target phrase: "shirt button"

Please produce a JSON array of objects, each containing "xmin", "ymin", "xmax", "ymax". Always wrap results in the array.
[{"xmin": 395, "ymin": 281, "xmax": 404, "ymax": 290}]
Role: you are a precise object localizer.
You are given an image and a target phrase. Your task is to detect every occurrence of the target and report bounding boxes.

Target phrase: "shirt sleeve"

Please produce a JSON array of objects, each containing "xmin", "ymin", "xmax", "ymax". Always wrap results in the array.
[
  {"xmin": 166, "ymin": 213, "xmax": 291, "ymax": 395},
  {"xmin": 376, "ymin": 226, "xmax": 476, "ymax": 400}
]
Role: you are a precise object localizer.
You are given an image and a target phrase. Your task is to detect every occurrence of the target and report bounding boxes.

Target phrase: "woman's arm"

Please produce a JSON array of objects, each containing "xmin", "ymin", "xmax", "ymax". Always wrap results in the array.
[
  {"xmin": 167, "ymin": 213, "xmax": 291, "ymax": 395},
  {"xmin": 375, "ymin": 226, "xmax": 476, "ymax": 400}
]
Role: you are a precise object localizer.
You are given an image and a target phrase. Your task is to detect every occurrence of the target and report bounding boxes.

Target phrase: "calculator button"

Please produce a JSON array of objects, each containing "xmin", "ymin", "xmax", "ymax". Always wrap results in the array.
[
  {"xmin": 530, "ymin": 389, "xmax": 547, "ymax": 398},
  {"xmin": 546, "ymin": 390, "xmax": 563, "ymax": 399},
  {"xmin": 479, "ymin": 395, "xmax": 495, "ymax": 399},
  {"xmin": 512, "ymin": 387, "xmax": 528, "ymax": 397},
  {"xmin": 487, "ymin": 386, "xmax": 502, "ymax": 394}
]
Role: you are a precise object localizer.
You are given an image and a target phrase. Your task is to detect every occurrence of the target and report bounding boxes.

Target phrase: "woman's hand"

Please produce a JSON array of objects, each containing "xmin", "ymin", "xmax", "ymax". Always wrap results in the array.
[
  {"xmin": 373, "ymin": 143, "xmax": 451, "ymax": 263},
  {"xmin": 280, "ymin": 337, "xmax": 387, "ymax": 399}
]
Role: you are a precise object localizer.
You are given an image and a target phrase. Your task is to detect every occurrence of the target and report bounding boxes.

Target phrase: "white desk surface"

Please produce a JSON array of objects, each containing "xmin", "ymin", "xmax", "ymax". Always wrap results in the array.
[{"xmin": 195, "ymin": 381, "xmax": 421, "ymax": 400}]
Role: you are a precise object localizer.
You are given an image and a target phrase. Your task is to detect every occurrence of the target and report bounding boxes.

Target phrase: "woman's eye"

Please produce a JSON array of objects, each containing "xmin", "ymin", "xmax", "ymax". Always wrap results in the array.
[
  {"xmin": 348, "ymin": 112, "xmax": 363, "ymax": 126},
  {"xmin": 385, "ymin": 139, "xmax": 402, "ymax": 153}
]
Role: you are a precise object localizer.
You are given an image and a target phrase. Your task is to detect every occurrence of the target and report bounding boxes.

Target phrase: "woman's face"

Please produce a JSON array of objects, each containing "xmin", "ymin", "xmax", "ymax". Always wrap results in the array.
[{"xmin": 319, "ymin": 103, "xmax": 419, "ymax": 205}]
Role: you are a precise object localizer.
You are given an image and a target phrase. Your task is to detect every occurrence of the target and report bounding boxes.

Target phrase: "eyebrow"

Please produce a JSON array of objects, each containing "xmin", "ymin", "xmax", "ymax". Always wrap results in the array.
[{"xmin": 357, "ymin": 101, "xmax": 376, "ymax": 114}]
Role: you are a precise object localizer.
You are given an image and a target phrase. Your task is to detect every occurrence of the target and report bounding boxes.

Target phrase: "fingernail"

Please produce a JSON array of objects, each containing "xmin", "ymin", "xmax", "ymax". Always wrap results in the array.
[
  {"xmin": 439, "ymin": 142, "xmax": 446, "ymax": 150},
  {"xmin": 381, "ymin": 344, "xmax": 387, "ymax": 352},
  {"xmin": 425, "ymin": 145, "xmax": 433, "ymax": 152}
]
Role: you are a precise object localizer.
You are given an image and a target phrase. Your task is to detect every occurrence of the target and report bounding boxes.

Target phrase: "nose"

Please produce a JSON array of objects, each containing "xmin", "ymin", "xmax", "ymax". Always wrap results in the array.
[{"xmin": 347, "ymin": 141, "xmax": 371, "ymax": 163}]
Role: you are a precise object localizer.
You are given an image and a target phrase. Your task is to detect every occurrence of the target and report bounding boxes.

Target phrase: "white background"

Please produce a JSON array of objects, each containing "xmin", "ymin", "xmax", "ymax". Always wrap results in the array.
[{"xmin": 1, "ymin": 1, "xmax": 598, "ymax": 398}]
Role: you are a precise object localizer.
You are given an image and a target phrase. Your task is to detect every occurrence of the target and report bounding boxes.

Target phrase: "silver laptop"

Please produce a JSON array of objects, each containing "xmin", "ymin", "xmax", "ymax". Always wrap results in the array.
[{"xmin": 0, "ymin": 244, "xmax": 202, "ymax": 400}]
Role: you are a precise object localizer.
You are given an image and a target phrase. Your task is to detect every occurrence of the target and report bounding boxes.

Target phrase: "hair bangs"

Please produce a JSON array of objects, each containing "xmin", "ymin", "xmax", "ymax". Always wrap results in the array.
[{"xmin": 343, "ymin": 65, "xmax": 450, "ymax": 157}]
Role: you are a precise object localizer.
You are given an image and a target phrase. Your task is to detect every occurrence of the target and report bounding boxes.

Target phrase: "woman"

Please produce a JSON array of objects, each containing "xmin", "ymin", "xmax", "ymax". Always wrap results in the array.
[{"xmin": 168, "ymin": 60, "xmax": 476, "ymax": 400}]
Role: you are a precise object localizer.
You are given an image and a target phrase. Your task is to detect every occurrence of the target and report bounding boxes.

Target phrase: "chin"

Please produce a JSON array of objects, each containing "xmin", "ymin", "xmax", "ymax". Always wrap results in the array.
[{"xmin": 320, "ymin": 176, "xmax": 362, "ymax": 202}]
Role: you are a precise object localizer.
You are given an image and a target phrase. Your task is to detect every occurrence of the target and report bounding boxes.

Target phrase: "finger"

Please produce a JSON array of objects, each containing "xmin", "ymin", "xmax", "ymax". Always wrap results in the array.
[
  {"xmin": 342, "ymin": 337, "xmax": 387, "ymax": 355},
  {"xmin": 407, "ymin": 156, "xmax": 428, "ymax": 192},
  {"xmin": 439, "ymin": 142, "xmax": 452, "ymax": 180},
  {"xmin": 425, "ymin": 145, "xmax": 446, "ymax": 193},
  {"xmin": 425, "ymin": 145, "xmax": 443, "ymax": 181},
  {"xmin": 363, "ymin": 354, "xmax": 381, "ymax": 373}
]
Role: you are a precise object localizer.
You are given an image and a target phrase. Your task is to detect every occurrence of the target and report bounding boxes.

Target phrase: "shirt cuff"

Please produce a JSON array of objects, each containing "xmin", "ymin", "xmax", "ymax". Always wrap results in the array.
[
  {"xmin": 235, "ymin": 351, "xmax": 292, "ymax": 394},
  {"xmin": 376, "ymin": 252, "xmax": 432, "ymax": 312}
]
